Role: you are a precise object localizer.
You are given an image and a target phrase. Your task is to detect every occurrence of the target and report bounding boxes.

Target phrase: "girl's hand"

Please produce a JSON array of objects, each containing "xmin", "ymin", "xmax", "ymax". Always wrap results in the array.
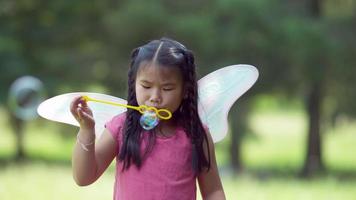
[{"xmin": 70, "ymin": 96, "xmax": 95, "ymax": 130}]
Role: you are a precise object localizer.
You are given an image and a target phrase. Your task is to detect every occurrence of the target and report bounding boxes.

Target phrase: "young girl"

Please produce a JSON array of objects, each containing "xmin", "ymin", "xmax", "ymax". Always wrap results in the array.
[{"xmin": 70, "ymin": 38, "xmax": 226, "ymax": 200}]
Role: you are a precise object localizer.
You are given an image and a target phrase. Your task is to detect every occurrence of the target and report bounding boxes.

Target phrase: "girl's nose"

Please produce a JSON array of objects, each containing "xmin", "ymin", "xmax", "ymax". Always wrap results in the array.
[
  {"xmin": 150, "ymin": 98, "xmax": 160, "ymax": 104},
  {"xmin": 149, "ymin": 89, "xmax": 161, "ymax": 105}
]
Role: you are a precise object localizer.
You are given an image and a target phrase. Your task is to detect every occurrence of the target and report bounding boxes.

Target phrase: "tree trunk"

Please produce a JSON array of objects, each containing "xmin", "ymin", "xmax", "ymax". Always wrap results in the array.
[
  {"xmin": 9, "ymin": 113, "xmax": 26, "ymax": 160},
  {"xmin": 229, "ymin": 98, "xmax": 249, "ymax": 173},
  {"xmin": 301, "ymin": 84, "xmax": 324, "ymax": 177},
  {"xmin": 300, "ymin": 0, "xmax": 325, "ymax": 178},
  {"xmin": 309, "ymin": 0, "xmax": 321, "ymax": 17}
]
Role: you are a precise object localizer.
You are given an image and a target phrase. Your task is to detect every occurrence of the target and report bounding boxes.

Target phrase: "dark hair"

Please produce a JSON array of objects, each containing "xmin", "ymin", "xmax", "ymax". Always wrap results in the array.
[{"xmin": 118, "ymin": 38, "xmax": 211, "ymax": 174}]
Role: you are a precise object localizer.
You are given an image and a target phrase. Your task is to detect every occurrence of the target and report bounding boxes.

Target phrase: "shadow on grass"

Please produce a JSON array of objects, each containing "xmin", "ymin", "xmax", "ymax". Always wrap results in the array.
[{"xmin": 250, "ymin": 167, "xmax": 356, "ymax": 181}]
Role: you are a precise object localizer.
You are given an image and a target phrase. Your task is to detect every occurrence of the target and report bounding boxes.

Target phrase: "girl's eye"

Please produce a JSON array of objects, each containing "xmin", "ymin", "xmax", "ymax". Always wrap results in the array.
[
  {"xmin": 163, "ymin": 88, "xmax": 174, "ymax": 91},
  {"xmin": 142, "ymin": 85, "xmax": 150, "ymax": 89}
]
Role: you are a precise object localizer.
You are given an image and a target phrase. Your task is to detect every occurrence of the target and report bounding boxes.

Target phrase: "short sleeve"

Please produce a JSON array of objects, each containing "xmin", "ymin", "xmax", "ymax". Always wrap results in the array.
[{"xmin": 105, "ymin": 113, "xmax": 126, "ymax": 143}]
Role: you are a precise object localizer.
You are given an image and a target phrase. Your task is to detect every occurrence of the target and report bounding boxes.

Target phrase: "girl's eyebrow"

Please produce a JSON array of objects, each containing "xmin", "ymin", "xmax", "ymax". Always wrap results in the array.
[
  {"xmin": 139, "ymin": 80, "xmax": 151, "ymax": 84},
  {"xmin": 162, "ymin": 83, "xmax": 176, "ymax": 87},
  {"xmin": 139, "ymin": 80, "xmax": 176, "ymax": 86}
]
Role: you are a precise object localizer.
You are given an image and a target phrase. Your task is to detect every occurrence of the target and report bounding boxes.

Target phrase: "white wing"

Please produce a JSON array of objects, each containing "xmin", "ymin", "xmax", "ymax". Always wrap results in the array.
[
  {"xmin": 37, "ymin": 92, "xmax": 127, "ymax": 139},
  {"xmin": 38, "ymin": 65, "xmax": 258, "ymax": 143},
  {"xmin": 198, "ymin": 64, "xmax": 259, "ymax": 142}
]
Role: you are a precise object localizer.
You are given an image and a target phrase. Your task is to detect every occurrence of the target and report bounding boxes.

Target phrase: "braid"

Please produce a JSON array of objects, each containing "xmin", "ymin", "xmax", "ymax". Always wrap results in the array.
[
  {"xmin": 181, "ymin": 50, "xmax": 211, "ymax": 173},
  {"xmin": 118, "ymin": 47, "xmax": 144, "ymax": 170}
]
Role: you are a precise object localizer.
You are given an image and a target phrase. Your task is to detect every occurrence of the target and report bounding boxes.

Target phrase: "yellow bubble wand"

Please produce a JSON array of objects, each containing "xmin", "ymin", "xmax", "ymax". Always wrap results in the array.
[{"xmin": 82, "ymin": 95, "xmax": 172, "ymax": 120}]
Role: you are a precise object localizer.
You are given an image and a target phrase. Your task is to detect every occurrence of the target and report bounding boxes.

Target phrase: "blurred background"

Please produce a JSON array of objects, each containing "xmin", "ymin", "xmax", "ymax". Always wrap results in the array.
[{"xmin": 1, "ymin": 0, "xmax": 356, "ymax": 199}]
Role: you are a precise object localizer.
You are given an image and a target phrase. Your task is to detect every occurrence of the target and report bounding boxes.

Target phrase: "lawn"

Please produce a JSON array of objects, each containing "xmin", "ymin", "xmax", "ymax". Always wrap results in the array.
[
  {"xmin": 1, "ymin": 162, "xmax": 356, "ymax": 200},
  {"xmin": 1, "ymin": 104, "xmax": 356, "ymax": 200}
]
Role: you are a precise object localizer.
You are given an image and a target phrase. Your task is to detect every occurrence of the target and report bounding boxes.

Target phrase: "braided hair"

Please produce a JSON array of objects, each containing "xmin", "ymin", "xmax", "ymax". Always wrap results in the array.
[{"xmin": 119, "ymin": 38, "xmax": 211, "ymax": 174}]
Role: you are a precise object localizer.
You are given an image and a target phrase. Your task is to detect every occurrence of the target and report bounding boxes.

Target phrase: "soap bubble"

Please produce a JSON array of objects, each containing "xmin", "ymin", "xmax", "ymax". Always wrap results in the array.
[
  {"xmin": 8, "ymin": 76, "xmax": 45, "ymax": 120},
  {"xmin": 139, "ymin": 110, "xmax": 159, "ymax": 130}
]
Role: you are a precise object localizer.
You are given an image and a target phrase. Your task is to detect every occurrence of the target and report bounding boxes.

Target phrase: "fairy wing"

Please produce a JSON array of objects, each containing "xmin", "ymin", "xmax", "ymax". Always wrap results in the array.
[
  {"xmin": 38, "ymin": 64, "xmax": 258, "ymax": 142},
  {"xmin": 198, "ymin": 64, "xmax": 258, "ymax": 142},
  {"xmin": 37, "ymin": 92, "xmax": 127, "ymax": 138}
]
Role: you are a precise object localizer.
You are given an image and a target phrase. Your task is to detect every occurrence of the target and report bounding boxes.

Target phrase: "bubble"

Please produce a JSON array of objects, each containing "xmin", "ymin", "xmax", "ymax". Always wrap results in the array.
[
  {"xmin": 8, "ymin": 76, "xmax": 45, "ymax": 120},
  {"xmin": 139, "ymin": 110, "xmax": 159, "ymax": 130}
]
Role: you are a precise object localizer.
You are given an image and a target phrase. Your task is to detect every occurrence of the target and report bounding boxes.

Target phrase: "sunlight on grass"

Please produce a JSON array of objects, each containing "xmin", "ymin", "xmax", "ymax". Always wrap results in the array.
[
  {"xmin": 222, "ymin": 175, "xmax": 356, "ymax": 199},
  {"xmin": 243, "ymin": 110, "xmax": 307, "ymax": 169},
  {"xmin": 0, "ymin": 163, "xmax": 114, "ymax": 200},
  {"xmin": 324, "ymin": 121, "xmax": 356, "ymax": 171},
  {"xmin": 24, "ymin": 121, "xmax": 75, "ymax": 161},
  {"xmin": 1, "ymin": 163, "xmax": 356, "ymax": 200}
]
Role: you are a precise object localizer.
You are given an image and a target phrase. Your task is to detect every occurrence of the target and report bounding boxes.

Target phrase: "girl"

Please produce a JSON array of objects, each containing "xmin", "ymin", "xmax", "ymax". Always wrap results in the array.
[{"xmin": 70, "ymin": 38, "xmax": 226, "ymax": 200}]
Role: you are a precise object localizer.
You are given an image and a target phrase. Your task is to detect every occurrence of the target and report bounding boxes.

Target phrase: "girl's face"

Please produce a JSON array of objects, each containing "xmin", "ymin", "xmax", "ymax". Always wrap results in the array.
[{"xmin": 135, "ymin": 62, "xmax": 184, "ymax": 114}]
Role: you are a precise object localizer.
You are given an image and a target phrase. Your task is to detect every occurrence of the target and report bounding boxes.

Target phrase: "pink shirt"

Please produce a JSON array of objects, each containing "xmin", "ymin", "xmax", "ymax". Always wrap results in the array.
[{"xmin": 105, "ymin": 114, "xmax": 196, "ymax": 200}]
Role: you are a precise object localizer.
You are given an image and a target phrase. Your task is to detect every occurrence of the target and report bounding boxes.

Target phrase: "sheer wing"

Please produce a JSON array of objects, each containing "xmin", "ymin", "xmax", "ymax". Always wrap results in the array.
[
  {"xmin": 38, "ymin": 65, "xmax": 258, "ymax": 142},
  {"xmin": 37, "ymin": 92, "xmax": 127, "ymax": 139},
  {"xmin": 198, "ymin": 64, "xmax": 259, "ymax": 142}
]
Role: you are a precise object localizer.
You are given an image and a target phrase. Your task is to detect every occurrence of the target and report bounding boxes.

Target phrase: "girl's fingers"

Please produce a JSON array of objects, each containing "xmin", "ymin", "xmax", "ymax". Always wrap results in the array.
[
  {"xmin": 81, "ymin": 106, "xmax": 93, "ymax": 116},
  {"xmin": 70, "ymin": 96, "xmax": 83, "ymax": 117},
  {"xmin": 71, "ymin": 96, "xmax": 92, "ymax": 116},
  {"xmin": 71, "ymin": 96, "xmax": 95, "ymax": 129},
  {"xmin": 79, "ymin": 97, "xmax": 88, "ymax": 107},
  {"xmin": 77, "ymin": 107, "xmax": 83, "ymax": 119},
  {"xmin": 81, "ymin": 111, "xmax": 94, "ymax": 122},
  {"xmin": 77, "ymin": 107, "xmax": 94, "ymax": 124}
]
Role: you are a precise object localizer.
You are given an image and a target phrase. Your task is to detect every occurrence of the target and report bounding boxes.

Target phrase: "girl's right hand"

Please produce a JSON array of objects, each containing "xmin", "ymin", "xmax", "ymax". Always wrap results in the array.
[{"xmin": 70, "ymin": 96, "xmax": 95, "ymax": 130}]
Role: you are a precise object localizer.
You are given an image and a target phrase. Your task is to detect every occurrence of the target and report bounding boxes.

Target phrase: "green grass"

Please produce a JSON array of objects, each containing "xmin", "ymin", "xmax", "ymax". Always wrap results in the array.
[
  {"xmin": 0, "ymin": 162, "xmax": 114, "ymax": 200},
  {"xmin": 1, "ymin": 162, "xmax": 356, "ymax": 200},
  {"xmin": 1, "ymin": 105, "xmax": 356, "ymax": 199},
  {"xmin": 222, "ymin": 175, "xmax": 356, "ymax": 200}
]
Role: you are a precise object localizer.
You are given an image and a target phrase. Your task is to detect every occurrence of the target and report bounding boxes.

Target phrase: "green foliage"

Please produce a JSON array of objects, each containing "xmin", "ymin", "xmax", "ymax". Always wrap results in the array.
[
  {"xmin": 1, "ymin": 0, "xmax": 355, "ymax": 113},
  {"xmin": 1, "ymin": 0, "xmax": 356, "ymax": 176}
]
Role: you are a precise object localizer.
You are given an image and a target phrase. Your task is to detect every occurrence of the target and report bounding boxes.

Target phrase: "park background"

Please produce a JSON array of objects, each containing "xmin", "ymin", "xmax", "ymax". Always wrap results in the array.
[{"xmin": 1, "ymin": 0, "xmax": 356, "ymax": 199}]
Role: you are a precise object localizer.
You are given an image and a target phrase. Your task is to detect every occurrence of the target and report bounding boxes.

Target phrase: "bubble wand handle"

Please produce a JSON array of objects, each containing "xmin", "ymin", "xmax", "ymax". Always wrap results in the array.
[{"xmin": 82, "ymin": 95, "xmax": 172, "ymax": 120}]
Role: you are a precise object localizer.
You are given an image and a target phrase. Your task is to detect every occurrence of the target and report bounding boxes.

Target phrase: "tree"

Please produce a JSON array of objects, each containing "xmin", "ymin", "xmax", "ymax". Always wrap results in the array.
[
  {"xmin": 0, "ymin": 0, "xmax": 110, "ymax": 159},
  {"xmin": 283, "ymin": 0, "xmax": 356, "ymax": 176}
]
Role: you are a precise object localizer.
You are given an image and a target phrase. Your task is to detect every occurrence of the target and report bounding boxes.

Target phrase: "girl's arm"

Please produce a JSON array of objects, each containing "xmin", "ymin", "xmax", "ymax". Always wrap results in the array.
[
  {"xmin": 72, "ymin": 129, "xmax": 118, "ymax": 186},
  {"xmin": 70, "ymin": 96, "xmax": 118, "ymax": 186},
  {"xmin": 197, "ymin": 131, "xmax": 226, "ymax": 200}
]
